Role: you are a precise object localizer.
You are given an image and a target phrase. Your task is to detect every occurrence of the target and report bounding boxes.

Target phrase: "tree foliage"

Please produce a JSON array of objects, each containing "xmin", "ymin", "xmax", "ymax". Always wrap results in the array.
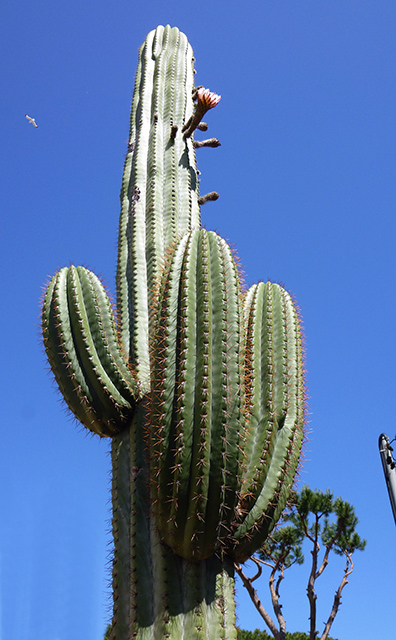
[{"xmin": 235, "ymin": 486, "xmax": 365, "ymax": 640}]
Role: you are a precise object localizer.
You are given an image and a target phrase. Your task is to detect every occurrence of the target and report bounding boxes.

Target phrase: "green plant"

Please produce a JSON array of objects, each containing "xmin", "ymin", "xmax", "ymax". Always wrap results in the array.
[
  {"xmin": 42, "ymin": 25, "xmax": 306, "ymax": 640},
  {"xmin": 236, "ymin": 487, "xmax": 365, "ymax": 640}
]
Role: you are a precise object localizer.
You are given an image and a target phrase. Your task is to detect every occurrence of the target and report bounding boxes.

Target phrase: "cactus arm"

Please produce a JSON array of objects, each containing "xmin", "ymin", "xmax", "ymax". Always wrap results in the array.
[
  {"xmin": 202, "ymin": 234, "xmax": 244, "ymax": 543},
  {"xmin": 42, "ymin": 268, "xmax": 101, "ymax": 431},
  {"xmin": 68, "ymin": 267, "xmax": 136, "ymax": 406},
  {"xmin": 241, "ymin": 283, "xmax": 289, "ymax": 489},
  {"xmin": 83, "ymin": 267, "xmax": 138, "ymax": 396},
  {"xmin": 232, "ymin": 282, "xmax": 305, "ymax": 561},
  {"xmin": 150, "ymin": 229, "xmax": 244, "ymax": 561},
  {"xmin": 116, "ymin": 25, "xmax": 200, "ymax": 390},
  {"xmin": 42, "ymin": 266, "xmax": 136, "ymax": 436}
]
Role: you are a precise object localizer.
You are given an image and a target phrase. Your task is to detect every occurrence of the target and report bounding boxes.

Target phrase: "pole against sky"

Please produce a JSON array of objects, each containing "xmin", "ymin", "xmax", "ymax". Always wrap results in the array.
[{"xmin": 1, "ymin": 1, "xmax": 396, "ymax": 639}]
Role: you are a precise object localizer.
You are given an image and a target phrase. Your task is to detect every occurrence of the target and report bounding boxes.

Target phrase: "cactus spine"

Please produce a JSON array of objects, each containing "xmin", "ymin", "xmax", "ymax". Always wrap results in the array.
[{"xmin": 42, "ymin": 25, "xmax": 306, "ymax": 640}]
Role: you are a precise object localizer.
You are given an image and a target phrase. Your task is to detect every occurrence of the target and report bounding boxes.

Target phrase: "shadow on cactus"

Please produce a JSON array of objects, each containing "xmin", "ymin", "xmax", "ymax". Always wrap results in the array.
[{"xmin": 42, "ymin": 25, "xmax": 307, "ymax": 640}]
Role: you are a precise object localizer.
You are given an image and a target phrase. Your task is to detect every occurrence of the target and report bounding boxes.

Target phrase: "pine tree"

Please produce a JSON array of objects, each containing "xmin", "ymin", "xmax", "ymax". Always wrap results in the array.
[{"xmin": 235, "ymin": 487, "xmax": 365, "ymax": 640}]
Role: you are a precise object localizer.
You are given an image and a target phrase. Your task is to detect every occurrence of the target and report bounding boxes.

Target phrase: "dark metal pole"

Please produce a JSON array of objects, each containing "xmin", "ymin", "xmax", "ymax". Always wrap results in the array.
[{"xmin": 379, "ymin": 433, "xmax": 396, "ymax": 526}]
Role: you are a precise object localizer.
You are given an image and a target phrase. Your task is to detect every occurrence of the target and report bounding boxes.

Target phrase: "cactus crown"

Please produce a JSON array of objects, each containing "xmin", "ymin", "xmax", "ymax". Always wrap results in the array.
[{"xmin": 42, "ymin": 24, "xmax": 306, "ymax": 639}]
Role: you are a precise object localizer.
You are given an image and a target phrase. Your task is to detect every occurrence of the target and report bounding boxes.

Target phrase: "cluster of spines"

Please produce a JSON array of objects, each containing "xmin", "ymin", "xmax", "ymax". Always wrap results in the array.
[
  {"xmin": 149, "ymin": 228, "xmax": 245, "ymax": 561},
  {"xmin": 42, "ymin": 265, "xmax": 137, "ymax": 437}
]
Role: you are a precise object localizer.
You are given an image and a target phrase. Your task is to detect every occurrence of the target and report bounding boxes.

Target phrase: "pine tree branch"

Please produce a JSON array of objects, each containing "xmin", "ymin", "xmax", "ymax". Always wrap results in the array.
[
  {"xmin": 307, "ymin": 515, "xmax": 320, "ymax": 640},
  {"xmin": 235, "ymin": 562, "xmax": 284, "ymax": 640},
  {"xmin": 275, "ymin": 565, "xmax": 285, "ymax": 600},
  {"xmin": 250, "ymin": 556, "xmax": 264, "ymax": 582},
  {"xmin": 319, "ymin": 553, "xmax": 354, "ymax": 640},
  {"xmin": 270, "ymin": 564, "xmax": 287, "ymax": 638},
  {"xmin": 316, "ymin": 518, "xmax": 344, "ymax": 580}
]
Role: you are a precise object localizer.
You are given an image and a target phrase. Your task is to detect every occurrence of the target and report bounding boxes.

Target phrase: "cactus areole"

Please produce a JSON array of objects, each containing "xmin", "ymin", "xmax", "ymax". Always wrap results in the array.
[{"xmin": 42, "ymin": 25, "xmax": 306, "ymax": 640}]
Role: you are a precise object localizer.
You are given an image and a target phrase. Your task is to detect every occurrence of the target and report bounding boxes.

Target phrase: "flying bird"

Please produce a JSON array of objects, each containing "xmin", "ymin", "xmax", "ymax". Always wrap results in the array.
[{"xmin": 25, "ymin": 114, "xmax": 38, "ymax": 128}]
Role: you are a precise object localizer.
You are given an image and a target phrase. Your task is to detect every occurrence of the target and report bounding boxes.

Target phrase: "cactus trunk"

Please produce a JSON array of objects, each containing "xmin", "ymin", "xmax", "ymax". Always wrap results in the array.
[
  {"xmin": 111, "ymin": 406, "xmax": 237, "ymax": 639},
  {"xmin": 41, "ymin": 24, "xmax": 306, "ymax": 640},
  {"xmin": 116, "ymin": 25, "xmax": 200, "ymax": 392}
]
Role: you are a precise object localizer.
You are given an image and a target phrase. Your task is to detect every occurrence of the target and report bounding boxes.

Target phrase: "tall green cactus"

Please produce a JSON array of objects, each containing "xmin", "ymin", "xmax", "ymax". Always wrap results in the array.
[{"xmin": 42, "ymin": 25, "xmax": 306, "ymax": 640}]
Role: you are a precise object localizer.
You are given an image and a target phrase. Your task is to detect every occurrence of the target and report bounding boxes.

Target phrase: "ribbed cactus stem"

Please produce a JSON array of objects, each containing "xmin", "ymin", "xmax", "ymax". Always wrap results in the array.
[
  {"xmin": 232, "ymin": 282, "xmax": 305, "ymax": 562},
  {"xmin": 117, "ymin": 25, "xmax": 200, "ymax": 390},
  {"xmin": 150, "ymin": 229, "xmax": 244, "ymax": 561},
  {"xmin": 42, "ymin": 265, "xmax": 136, "ymax": 436},
  {"xmin": 111, "ymin": 405, "xmax": 237, "ymax": 640}
]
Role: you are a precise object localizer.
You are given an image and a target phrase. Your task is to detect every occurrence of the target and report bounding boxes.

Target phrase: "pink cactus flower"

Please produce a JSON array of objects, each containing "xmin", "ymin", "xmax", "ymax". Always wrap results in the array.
[
  {"xmin": 196, "ymin": 88, "xmax": 221, "ymax": 112},
  {"xmin": 182, "ymin": 87, "xmax": 221, "ymax": 138}
]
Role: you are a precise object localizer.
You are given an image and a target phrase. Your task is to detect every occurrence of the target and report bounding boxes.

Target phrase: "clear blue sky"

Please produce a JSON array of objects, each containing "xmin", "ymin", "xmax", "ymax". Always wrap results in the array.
[{"xmin": 2, "ymin": 1, "xmax": 396, "ymax": 638}]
